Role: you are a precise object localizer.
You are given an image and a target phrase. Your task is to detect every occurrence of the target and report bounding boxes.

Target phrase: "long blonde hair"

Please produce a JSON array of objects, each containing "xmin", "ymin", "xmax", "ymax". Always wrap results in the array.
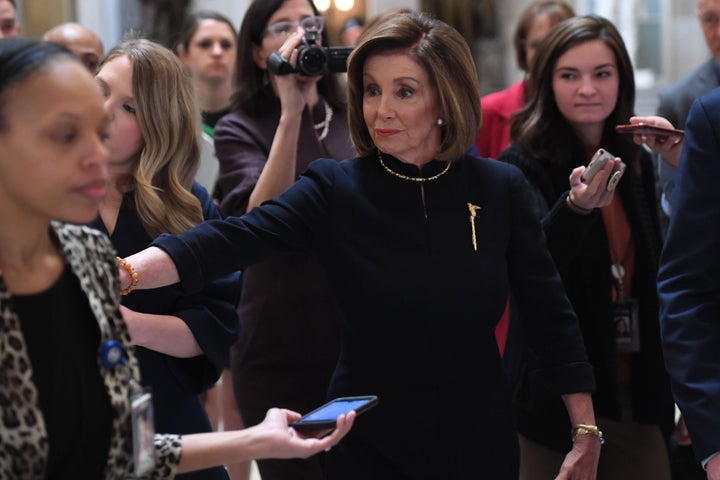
[{"xmin": 99, "ymin": 38, "xmax": 203, "ymax": 237}]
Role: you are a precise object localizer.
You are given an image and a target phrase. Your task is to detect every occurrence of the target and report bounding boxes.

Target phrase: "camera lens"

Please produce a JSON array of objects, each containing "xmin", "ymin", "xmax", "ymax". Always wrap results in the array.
[{"xmin": 298, "ymin": 45, "xmax": 328, "ymax": 76}]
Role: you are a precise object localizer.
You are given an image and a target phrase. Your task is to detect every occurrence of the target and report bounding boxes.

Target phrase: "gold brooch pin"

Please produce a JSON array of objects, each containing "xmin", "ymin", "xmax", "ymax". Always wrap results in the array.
[{"xmin": 467, "ymin": 203, "xmax": 481, "ymax": 251}]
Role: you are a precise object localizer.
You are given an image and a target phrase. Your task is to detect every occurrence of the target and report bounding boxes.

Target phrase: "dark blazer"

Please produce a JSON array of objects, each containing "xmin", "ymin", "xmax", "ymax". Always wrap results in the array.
[
  {"xmin": 153, "ymin": 154, "xmax": 595, "ymax": 479},
  {"xmin": 499, "ymin": 144, "xmax": 674, "ymax": 452},
  {"xmin": 659, "ymin": 86, "xmax": 720, "ymax": 464}
]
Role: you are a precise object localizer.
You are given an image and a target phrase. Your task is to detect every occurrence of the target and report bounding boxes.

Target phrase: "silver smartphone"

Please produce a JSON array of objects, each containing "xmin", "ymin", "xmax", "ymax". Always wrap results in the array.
[{"xmin": 582, "ymin": 148, "xmax": 615, "ymax": 183}]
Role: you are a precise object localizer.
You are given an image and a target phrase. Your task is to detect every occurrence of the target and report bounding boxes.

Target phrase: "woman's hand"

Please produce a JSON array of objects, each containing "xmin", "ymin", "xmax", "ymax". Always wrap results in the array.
[
  {"xmin": 673, "ymin": 415, "xmax": 693, "ymax": 446},
  {"xmin": 273, "ymin": 30, "xmax": 322, "ymax": 118},
  {"xmin": 555, "ymin": 433, "xmax": 601, "ymax": 480},
  {"xmin": 253, "ymin": 408, "xmax": 356, "ymax": 460},
  {"xmin": 177, "ymin": 407, "xmax": 356, "ymax": 473},
  {"xmin": 708, "ymin": 454, "xmax": 720, "ymax": 480},
  {"xmin": 628, "ymin": 115, "xmax": 683, "ymax": 167},
  {"xmin": 567, "ymin": 157, "xmax": 621, "ymax": 214}
]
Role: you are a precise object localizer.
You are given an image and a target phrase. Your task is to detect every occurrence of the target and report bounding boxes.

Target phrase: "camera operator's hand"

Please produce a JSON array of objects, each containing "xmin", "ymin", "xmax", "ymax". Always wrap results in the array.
[
  {"xmin": 273, "ymin": 29, "xmax": 322, "ymax": 120},
  {"xmin": 248, "ymin": 27, "xmax": 325, "ymax": 211}
]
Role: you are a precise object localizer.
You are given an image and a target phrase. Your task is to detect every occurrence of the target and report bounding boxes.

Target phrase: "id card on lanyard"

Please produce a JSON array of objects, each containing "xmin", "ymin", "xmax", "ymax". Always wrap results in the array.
[
  {"xmin": 131, "ymin": 389, "xmax": 156, "ymax": 477},
  {"xmin": 611, "ymin": 264, "xmax": 640, "ymax": 352},
  {"xmin": 100, "ymin": 340, "xmax": 156, "ymax": 476},
  {"xmin": 612, "ymin": 298, "xmax": 640, "ymax": 352}
]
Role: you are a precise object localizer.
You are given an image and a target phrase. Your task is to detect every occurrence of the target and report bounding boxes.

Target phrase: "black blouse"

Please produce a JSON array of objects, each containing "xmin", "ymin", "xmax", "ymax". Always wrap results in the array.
[{"xmin": 16, "ymin": 266, "xmax": 113, "ymax": 479}]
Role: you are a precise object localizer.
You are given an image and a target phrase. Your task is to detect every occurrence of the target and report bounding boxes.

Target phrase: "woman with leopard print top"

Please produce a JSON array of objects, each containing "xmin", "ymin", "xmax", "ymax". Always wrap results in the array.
[{"xmin": 0, "ymin": 38, "xmax": 353, "ymax": 479}]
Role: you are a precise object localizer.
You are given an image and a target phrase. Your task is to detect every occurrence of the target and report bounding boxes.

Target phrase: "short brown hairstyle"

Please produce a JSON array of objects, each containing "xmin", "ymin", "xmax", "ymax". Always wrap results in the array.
[
  {"xmin": 513, "ymin": 1, "xmax": 575, "ymax": 71},
  {"xmin": 346, "ymin": 11, "xmax": 480, "ymax": 162}
]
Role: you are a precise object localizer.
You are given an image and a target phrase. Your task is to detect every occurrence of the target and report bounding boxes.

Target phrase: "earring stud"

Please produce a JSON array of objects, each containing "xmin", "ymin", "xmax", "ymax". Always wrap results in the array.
[{"xmin": 437, "ymin": 118, "xmax": 444, "ymax": 126}]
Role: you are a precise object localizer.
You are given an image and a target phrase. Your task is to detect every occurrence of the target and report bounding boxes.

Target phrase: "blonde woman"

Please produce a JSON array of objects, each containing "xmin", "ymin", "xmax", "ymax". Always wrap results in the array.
[{"xmin": 89, "ymin": 38, "xmax": 241, "ymax": 480}]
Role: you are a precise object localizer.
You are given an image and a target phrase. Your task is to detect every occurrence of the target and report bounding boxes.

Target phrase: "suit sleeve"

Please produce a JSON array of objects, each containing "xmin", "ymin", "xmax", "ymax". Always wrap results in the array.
[
  {"xmin": 214, "ymin": 113, "xmax": 269, "ymax": 216},
  {"xmin": 504, "ymin": 167, "xmax": 595, "ymax": 393},
  {"xmin": 152, "ymin": 159, "xmax": 337, "ymax": 295},
  {"xmin": 658, "ymin": 90, "xmax": 720, "ymax": 462}
]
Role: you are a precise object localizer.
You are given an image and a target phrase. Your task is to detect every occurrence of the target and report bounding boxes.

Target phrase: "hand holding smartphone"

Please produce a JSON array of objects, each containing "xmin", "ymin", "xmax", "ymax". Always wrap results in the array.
[
  {"xmin": 615, "ymin": 123, "xmax": 684, "ymax": 139},
  {"xmin": 582, "ymin": 148, "xmax": 613, "ymax": 183},
  {"xmin": 291, "ymin": 395, "xmax": 379, "ymax": 433},
  {"xmin": 606, "ymin": 162, "xmax": 626, "ymax": 192},
  {"xmin": 582, "ymin": 148, "xmax": 626, "ymax": 192}
]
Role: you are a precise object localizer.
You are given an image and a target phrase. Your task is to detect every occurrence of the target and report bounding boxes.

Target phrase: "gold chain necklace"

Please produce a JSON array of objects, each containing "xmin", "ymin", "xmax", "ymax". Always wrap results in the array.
[{"xmin": 377, "ymin": 150, "xmax": 453, "ymax": 182}]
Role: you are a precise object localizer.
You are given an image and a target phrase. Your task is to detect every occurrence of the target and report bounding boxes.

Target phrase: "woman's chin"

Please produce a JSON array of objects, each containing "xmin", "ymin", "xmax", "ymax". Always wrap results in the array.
[{"xmin": 55, "ymin": 205, "xmax": 101, "ymax": 225}]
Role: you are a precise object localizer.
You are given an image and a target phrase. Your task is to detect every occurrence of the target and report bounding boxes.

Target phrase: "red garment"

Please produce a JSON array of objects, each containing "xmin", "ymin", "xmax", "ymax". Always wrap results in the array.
[{"xmin": 476, "ymin": 80, "xmax": 527, "ymax": 159}]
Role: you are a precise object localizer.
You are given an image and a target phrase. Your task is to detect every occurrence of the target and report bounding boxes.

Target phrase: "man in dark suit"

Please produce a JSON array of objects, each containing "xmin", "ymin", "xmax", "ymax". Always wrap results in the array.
[
  {"xmin": 658, "ymin": 86, "xmax": 720, "ymax": 480},
  {"xmin": 657, "ymin": 6, "xmax": 720, "ymax": 478},
  {"xmin": 656, "ymin": 0, "xmax": 720, "ymax": 220}
]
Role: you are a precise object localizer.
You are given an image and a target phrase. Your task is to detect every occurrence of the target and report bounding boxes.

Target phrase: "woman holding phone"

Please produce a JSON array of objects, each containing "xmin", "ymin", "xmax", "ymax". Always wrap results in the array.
[
  {"xmin": 0, "ymin": 37, "xmax": 354, "ymax": 479},
  {"xmin": 497, "ymin": 15, "xmax": 675, "ymax": 480}
]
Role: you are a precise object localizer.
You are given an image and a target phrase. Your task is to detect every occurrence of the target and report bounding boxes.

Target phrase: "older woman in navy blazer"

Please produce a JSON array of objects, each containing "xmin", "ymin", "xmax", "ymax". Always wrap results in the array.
[{"xmin": 120, "ymin": 12, "xmax": 602, "ymax": 480}]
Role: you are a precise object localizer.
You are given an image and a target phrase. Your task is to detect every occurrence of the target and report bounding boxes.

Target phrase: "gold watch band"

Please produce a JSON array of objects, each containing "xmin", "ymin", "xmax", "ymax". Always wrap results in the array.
[{"xmin": 571, "ymin": 424, "xmax": 605, "ymax": 445}]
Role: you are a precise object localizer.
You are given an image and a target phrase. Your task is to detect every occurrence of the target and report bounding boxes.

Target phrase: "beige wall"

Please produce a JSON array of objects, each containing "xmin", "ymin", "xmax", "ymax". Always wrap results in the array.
[{"xmin": 20, "ymin": 0, "xmax": 74, "ymax": 38}]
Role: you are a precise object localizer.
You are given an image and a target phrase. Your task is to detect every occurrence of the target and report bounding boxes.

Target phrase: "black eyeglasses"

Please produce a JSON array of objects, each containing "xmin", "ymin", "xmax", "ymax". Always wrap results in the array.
[{"xmin": 264, "ymin": 15, "xmax": 324, "ymax": 39}]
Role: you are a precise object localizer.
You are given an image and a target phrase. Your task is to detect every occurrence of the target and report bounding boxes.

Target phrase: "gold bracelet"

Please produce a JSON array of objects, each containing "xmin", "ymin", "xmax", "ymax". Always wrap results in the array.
[
  {"xmin": 571, "ymin": 424, "xmax": 605, "ymax": 445},
  {"xmin": 116, "ymin": 257, "xmax": 139, "ymax": 296}
]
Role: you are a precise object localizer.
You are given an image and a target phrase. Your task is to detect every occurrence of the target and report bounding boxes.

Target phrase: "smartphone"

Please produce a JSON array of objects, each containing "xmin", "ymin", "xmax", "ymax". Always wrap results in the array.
[
  {"xmin": 582, "ymin": 148, "xmax": 615, "ymax": 183},
  {"xmin": 615, "ymin": 123, "xmax": 684, "ymax": 138},
  {"xmin": 606, "ymin": 162, "xmax": 627, "ymax": 192},
  {"xmin": 291, "ymin": 395, "xmax": 379, "ymax": 432}
]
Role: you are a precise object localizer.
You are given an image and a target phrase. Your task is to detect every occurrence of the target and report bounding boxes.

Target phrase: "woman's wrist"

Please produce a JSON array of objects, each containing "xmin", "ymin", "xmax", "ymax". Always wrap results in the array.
[
  {"xmin": 571, "ymin": 424, "xmax": 605, "ymax": 445},
  {"xmin": 116, "ymin": 257, "xmax": 139, "ymax": 295},
  {"xmin": 566, "ymin": 193, "xmax": 594, "ymax": 215}
]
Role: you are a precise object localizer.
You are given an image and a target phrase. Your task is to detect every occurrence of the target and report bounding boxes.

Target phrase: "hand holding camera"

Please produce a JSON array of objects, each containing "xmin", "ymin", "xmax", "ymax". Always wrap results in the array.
[{"xmin": 267, "ymin": 16, "xmax": 352, "ymax": 77}]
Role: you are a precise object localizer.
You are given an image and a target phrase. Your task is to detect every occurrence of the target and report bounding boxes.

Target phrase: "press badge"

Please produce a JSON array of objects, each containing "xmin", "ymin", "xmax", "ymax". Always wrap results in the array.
[
  {"xmin": 613, "ymin": 298, "xmax": 639, "ymax": 352},
  {"xmin": 131, "ymin": 390, "xmax": 156, "ymax": 476},
  {"xmin": 98, "ymin": 340, "xmax": 157, "ymax": 475}
]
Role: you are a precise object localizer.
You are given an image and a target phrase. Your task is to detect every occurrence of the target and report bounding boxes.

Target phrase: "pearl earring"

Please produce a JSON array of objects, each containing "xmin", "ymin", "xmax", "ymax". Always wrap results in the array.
[{"xmin": 437, "ymin": 118, "xmax": 444, "ymax": 126}]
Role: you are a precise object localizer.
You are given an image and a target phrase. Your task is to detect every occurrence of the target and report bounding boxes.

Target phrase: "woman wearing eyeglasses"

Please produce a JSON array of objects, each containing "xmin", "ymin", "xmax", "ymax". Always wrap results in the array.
[{"xmin": 213, "ymin": 1, "xmax": 353, "ymax": 479}]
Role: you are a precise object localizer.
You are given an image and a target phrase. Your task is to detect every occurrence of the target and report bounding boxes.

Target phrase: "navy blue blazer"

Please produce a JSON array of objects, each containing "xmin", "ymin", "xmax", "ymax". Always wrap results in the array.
[
  {"xmin": 153, "ymin": 154, "xmax": 594, "ymax": 479},
  {"xmin": 659, "ymin": 86, "xmax": 720, "ymax": 463}
]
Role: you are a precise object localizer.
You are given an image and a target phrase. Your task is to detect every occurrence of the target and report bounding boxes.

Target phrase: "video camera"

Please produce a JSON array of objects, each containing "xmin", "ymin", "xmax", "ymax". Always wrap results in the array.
[{"xmin": 267, "ymin": 29, "xmax": 353, "ymax": 77}]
